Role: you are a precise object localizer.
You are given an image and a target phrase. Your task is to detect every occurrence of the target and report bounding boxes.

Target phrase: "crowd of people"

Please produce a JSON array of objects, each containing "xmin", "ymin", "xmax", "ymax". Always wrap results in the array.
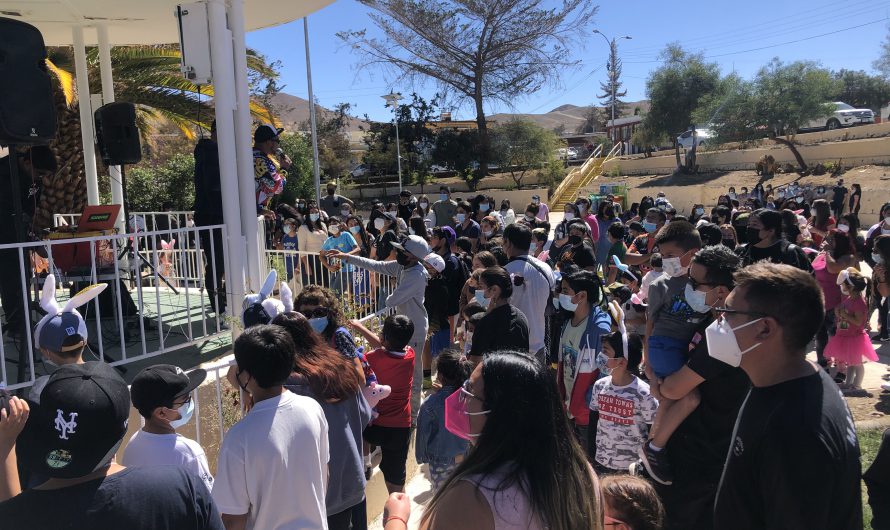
[{"xmin": 0, "ymin": 137, "xmax": 889, "ymax": 530}]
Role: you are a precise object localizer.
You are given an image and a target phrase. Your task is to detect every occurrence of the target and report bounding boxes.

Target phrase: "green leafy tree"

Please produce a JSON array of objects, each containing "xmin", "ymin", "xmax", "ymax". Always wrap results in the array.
[
  {"xmin": 832, "ymin": 69, "xmax": 890, "ymax": 112},
  {"xmin": 276, "ymin": 133, "xmax": 316, "ymax": 205},
  {"xmin": 490, "ymin": 119, "xmax": 560, "ymax": 188},
  {"xmin": 642, "ymin": 44, "xmax": 721, "ymax": 167},
  {"xmin": 873, "ymin": 23, "xmax": 890, "ymax": 79},
  {"xmin": 126, "ymin": 154, "xmax": 196, "ymax": 211},
  {"xmin": 304, "ymin": 102, "xmax": 355, "ymax": 182},
  {"xmin": 576, "ymin": 105, "xmax": 606, "ymax": 133},
  {"xmin": 694, "ymin": 60, "xmax": 840, "ymax": 171},
  {"xmin": 338, "ymin": 0, "xmax": 597, "ymax": 187},
  {"xmin": 363, "ymin": 93, "xmax": 439, "ymax": 179},
  {"xmin": 431, "ymin": 129, "xmax": 480, "ymax": 178}
]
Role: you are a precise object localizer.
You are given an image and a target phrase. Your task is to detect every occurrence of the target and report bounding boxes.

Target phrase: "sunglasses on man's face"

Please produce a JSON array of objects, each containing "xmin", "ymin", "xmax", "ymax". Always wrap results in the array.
[{"xmin": 301, "ymin": 307, "xmax": 329, "ymax": 319}]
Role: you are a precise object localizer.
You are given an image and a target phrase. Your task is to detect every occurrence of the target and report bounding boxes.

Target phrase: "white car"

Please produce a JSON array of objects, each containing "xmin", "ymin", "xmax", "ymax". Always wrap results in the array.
[
  {"xmin": 677, "ymin": 127, "xmax": 714, "ymax": 149},
  {"xmin": 350, "ymin": 164, "xmax": 369, "ymax": 178},
  {"xmin": 802, "ymin": 102, "xmax": 875, "ymax": 131}
]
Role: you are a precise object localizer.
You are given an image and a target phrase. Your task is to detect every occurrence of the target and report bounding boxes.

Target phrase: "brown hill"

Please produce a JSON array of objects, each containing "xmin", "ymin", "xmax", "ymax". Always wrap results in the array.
[
  {"xmin": 488, "ymin": 100, "xmax": 650, "ymax": 132},
  {"xmin": 270, "ymin": 92, "xmax": 369, "ymax": 132}
]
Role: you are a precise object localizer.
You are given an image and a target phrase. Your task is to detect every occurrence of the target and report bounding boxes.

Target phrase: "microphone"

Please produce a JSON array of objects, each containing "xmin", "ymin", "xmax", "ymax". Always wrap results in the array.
[{"xmin": 275, "ymin": 147, "xmax": 285, "ymax": 156}]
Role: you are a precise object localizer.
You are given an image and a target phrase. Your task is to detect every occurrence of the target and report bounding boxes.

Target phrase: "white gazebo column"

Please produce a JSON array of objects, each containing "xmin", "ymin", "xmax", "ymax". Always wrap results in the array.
[
  {"xmin": 72, "ymin": 26, "xmax": 100, "ymax": 206},
  {"xmin": 97, "ymin": 24, "xmax": 125, "ymax": 233},
  {"xmin": 228, "ymin": 0, "xmax": 262, "ymax": 292},
  {"xmin": 207, "ymin": 0, "xmax": 246, "ymax": 320}
]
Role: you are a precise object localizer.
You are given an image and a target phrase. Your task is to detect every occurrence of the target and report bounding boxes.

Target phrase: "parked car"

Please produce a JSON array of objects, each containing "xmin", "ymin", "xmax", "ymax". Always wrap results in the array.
[
  {"xmin": 567, "ymin": 147, "xmax": 580, "ymax": 160},
  {"xmin": 677, "ymin": 126, "xmax": 715, "ymax": 149},
  {"xmin": 802, "ymin": 102, "xmax": 874, "ymax": 131},
  {"xmin": 350, "ymin": 164, "xmax": 370, "ymax": 178},
  {"xmin": 555, "ymin": 147, "xmax": 579, "ymax": 160}
]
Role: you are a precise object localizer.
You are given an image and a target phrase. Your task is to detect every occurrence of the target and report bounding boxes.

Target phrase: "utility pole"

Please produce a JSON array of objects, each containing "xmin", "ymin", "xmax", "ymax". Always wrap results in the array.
[{"xmin": 382, "ymin": 91, "xmax": 404, "ymax": 193}]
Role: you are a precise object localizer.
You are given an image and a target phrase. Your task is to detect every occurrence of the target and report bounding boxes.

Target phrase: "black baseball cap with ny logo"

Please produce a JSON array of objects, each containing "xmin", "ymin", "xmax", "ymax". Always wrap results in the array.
[{"xmin": 20, "ymin": 362, "xmax": 130, "ymax": 479}]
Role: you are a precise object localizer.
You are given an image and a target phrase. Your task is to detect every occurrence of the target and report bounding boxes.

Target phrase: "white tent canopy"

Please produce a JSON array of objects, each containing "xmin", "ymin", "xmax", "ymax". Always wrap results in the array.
[{"xmin": 0, "ymin": 0, "xmax": 334, "ymax": 45}]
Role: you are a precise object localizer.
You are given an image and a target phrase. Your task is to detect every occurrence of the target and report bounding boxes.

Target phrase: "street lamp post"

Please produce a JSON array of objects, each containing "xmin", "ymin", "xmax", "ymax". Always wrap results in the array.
[
  {"xmin": 382, "ymin": 91, "xmax": 404, "ymax": 193},
  {"xmin": 593, "ymin": 30, "xmax": 631, "ymax": 145}
]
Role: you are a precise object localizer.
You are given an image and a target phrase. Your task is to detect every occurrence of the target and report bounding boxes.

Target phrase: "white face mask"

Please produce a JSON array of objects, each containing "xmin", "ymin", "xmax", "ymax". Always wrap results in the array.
[
  {"xmin": 884, "ymin": 216, "xmax": 890, "ymax": 226},
  {"xmin": 564, "ymin": 212, "xmax": 574, "ymax": 221},
  {"xmin": 483, "ymin": 230, "xmax": 493, "ymax": 238},
  {"xmin": 836, "ymin": 224, "xmax": 850, "ymax": 233},
  {"xmin": 456, "ymin": 213, "xmax": 466, "ymax": 223},
  {"xmin": 329, "ymin": 226, "xmax": 340, "ymax": 236},
  {"xmin": 559, "ymin": 293, "xmax": 578, "ymax": 312},
  {"xmin": 169, "ymin": 398, "xmax": 195, "ymax": 429},
  {"xmin": 374, "ymin": 218, "xmax": 386, "ymax": 230},
  {"xmin": 420, "ymin": 201, "xmax": 429, "ymax": 209},
  {"xmin": 684, "ymin": 283, "xmax": 713, "ymax": 314},
  {"xmin": 662, "ymin": 256, "xmax": 688, "ymax": 278},
  {"xmin": 705, "ymin": 316, "xmax": 762, "ymax": 367},
  {"xmin": 309, "ymin": 213, "xmax": 319, "ymax": 222},
  {"xmin": 409, "ymin": 227, "xmax": 416, "ymax": 235},
  {"xmin": 340, "ymin": 209, "xmax": 351, "ymax": 217}
]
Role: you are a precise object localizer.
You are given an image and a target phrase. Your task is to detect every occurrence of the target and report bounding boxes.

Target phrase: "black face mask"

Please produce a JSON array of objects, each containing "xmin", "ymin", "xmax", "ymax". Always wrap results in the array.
[
  {"xmin": 327, "ymin": 189, "xmax": 335, "ymax": 196},
  {"xmin": 722, "ymin": 238, "xmax": 737, "ymax": 249},
  {"xmin": 396, "ymin": 253, "xmax": 414, "ymax": 266},
  {"xmin": 746, "ymin": 226, "xmax": 763, "ymax": 246},
  {"xmin": 568, "ymin": 235, "xmax": 582, "ymax": 246}
]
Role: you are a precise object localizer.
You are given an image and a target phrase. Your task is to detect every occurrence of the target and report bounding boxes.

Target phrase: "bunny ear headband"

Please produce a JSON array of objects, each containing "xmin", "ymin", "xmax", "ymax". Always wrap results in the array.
[
  {"xmin": 33, "ymin": 274, "xmax": 107, "ymax": 352},
  {"xmin": 836, "ymin": 269, "xmax": 852, "ymax": 287},
  {"xmin": 241, "ymin": 270, "xmax": 295, "ymax": 328},
  {"xmin": 607, "ymin": 299, "xmax": 629, "ymax": 358}
]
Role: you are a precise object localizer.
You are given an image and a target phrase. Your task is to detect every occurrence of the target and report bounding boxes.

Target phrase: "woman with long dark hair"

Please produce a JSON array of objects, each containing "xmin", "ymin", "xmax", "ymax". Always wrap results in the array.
[
  {"xmin": 594, "ymin": 201, "xmax": 618, "ymax": 266},
  {"xmin": 299, "ymin": 204, "xmax": 329, "ymax": 286},
  {"xmin": 273, "ymin": 312, "xmax": 372, "ymax": 530},
  {"xmin": 419, "ymin": 351, "xmax": 603, "ymax": 530},
  {"xmin": 295, "ymin": 285, "xmax": 366, "ymax": 383},
  {"xmin": 808, "ymin": 199, "xmax": 836, "ymax": 247},
  {"xmin": 848, "ymin": 183, "xmax": 862, "ymax": 224}
]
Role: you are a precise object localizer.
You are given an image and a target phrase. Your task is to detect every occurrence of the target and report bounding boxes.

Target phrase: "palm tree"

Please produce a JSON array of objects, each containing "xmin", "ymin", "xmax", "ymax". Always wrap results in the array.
[{"xmin": 36, "ymin": 44, "xmax": 278, "ymax": 230}]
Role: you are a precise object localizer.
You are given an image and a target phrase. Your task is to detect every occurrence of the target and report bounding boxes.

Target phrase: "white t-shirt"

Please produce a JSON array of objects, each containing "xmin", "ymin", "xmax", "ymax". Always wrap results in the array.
[
  {"xmin": 505, "ymin": 254, "xmax": 554, "ymax": 353},
  {"xmin": 589, "ymin": 376, "xmax": 659, "ymax": 471},
  {"xmin": 639, "ymin": 270, "xmax": 667, "ymax": 301},
  {"xmin": 121, "ymin": 430, "xmax": 214, "ymax": 492},
  {"xmin": 213, "ymin": 390, "xmax": 329, "ymax": 530}
]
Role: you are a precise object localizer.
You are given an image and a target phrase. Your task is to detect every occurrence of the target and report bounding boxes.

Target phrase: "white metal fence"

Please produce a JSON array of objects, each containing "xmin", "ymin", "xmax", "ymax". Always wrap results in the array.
[{"xmin": 0, "ymin": 223, "xmax": 229, "ymax": 390}]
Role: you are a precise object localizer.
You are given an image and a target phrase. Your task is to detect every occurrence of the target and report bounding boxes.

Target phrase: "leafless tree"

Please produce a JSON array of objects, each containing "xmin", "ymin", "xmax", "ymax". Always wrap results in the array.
[{"xmin": 338, "ymin": 0, "xmax": 597, "ymax": 185}]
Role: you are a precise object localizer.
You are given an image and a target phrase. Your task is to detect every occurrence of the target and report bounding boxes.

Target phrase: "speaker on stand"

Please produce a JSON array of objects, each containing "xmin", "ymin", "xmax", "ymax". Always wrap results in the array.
[
  {"xmin": 0, "ymin": 17, "xmax": 58, "ymax": 386},
  {"xmin": 94, "ymin": 102, "xmax": 178, "ymax": 294}
]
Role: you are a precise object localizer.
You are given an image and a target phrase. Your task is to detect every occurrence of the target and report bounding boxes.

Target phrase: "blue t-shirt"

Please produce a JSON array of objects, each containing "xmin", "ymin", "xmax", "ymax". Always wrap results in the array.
[
  {"xmin": 281, "ymin": 233, "xmax": 298, "ymax": 252},
  {"xmin": 323, "ymin": 232, "xmax": 358, "ymax": 271}
]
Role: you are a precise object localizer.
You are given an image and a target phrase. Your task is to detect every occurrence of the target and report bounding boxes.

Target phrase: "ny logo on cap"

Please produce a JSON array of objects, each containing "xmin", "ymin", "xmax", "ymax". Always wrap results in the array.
[
  {"xmin": 65, "ymin": 327, "xmax": 76, "ymax": 336},
  {"xmin": 175, "ymin": 367, "xmax": 184, "ymax": 375},
  {"xmin": 54, "ymin": 409, "xmax": 78, "ymax": 440}
]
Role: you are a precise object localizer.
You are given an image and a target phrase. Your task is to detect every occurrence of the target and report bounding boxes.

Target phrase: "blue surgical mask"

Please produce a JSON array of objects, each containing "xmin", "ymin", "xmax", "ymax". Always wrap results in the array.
[
  {"xmin": 456, "ymin": 213, "xmax": 466, "ymax": 223},
  {"xmin": 642, "ymin": 221, "xmax": 657, "ymax": 233},
  {"xmin": 169, "ymin": 398, "xmax": 194, "ymax": 429},
  {"xmin": 479, "ymin": 204, "xmax": 490, "ymax": 212},
  {"xmin": 475, "ymin": 289, "xmax": 490, "ymax": 308},
  {"xmin": 309, "ymin": 213, "xmax": 319, "ymax": 222},
  {"xmin": 349, "ymin": 225, "xmax": 361, "ymax": 234},
  {"xmin": 873, "ymin": 253, "xmax": 885, "ymax": 265},
  {"xmin": 440, "ymin": 193, "xmax": 448, "ymax": 202},
  {"xmin": 309, "ymin": 316, "xmax": 328, "ymax": 333}
]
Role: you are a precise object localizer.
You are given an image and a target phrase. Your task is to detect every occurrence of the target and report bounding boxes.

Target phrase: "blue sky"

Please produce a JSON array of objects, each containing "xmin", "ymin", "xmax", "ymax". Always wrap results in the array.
[{"xmin": 246, "ymin": 0, "xmax": 890, "ymax": 123}]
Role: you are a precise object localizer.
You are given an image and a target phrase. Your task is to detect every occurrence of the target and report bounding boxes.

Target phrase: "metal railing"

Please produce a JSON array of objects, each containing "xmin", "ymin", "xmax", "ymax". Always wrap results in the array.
[
  {"xmin": 0, "ymin": 223, "xmax": 229, "ymax": 390},
  {"xmin": 54, "ymin": 211, "xmax": 195, "ymax": 233}
]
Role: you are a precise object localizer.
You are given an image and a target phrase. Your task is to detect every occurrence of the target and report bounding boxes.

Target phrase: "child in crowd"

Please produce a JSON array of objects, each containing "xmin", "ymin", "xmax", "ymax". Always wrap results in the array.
[
  {"xmin": 124, "ymin": 364, "xmax": 213, "ymax": 492},
  {"xmin": 589, "ymin": 331, "xmax": 658, "ymax": 474},
  {"xmin": 637, "ymin": 253, "xmax": 664, "ymax": 302},
  {"xmin": 826, "ymin": 267, "xmax": 878, "ymax": 392},
  {"xmin": 280, "ymin": 217, "xmax": 299, "ymax": 282},
  {"xmin": 640, "ymin": 221, "xmax": 707, "ymax": 485},
  {"xmin": 557, "ymin": 270, "xmax": 612, "ymax": 451},
  {"xmin": 600, "ymin": 474, "xmax": 666, "ymax": 530},
  {"xmin": 349, "ymin": 315, "xmax": 417, "ymax": 494},
  {"xmin": 457, "ymin": 301, "xmax": 486, "ymax": 355},
  {"xmin": 29, "ymin": 276, "xmax": 106, "ymax": 401},
  {"xmin": 606, "ymin": 223, "xmax": 628, "ymax": 284},
  {"xmin": 415, "ymin": 349, "xmax": 471, "ymax": 491}
]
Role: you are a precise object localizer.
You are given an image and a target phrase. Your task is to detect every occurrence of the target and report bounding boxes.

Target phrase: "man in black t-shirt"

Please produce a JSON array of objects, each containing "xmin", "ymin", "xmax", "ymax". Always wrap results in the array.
[
  {"xmin": 831, "ymin": 178, "xmax": 848, "ymax": 219},
  {"xmin": 713, "ymin": 263, "xmax": 861, "ymax": 530},
  {"xmin": 0, "ymin": 362, "xmax": 223, "ymax": 529},
  {"xmin": 649, "ymin": 245, "xmax": 750, "ymax": 530},
  {"xmin": 557, "ymin": 221, "xmax": 597, "ymax": 271},
  {"xmin": 736, "ymin": 209, "xmax": 812, "ymax": 273}
]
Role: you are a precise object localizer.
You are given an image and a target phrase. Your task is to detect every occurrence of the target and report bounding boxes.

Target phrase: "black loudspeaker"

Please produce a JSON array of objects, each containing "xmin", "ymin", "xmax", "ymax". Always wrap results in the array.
[
  {"xmin": 0, "ymin": 18, "xmax": 57, "ymax": 144},
  {"xmin": 94, "ymin": 102, "xmax": 142, "ymax": 165}
]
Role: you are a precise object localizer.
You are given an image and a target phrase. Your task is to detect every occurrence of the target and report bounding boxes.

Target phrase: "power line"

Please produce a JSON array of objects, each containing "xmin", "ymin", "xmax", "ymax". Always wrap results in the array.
[{"xmin": 623, "ymin": 18, "xmax": 889, "ymax": 64}]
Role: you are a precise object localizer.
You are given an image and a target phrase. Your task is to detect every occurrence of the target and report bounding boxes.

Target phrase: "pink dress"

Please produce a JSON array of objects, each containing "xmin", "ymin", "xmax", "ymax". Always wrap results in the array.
[{"xmin": 824, "ymin": 295, "xmax": 878, "ymax": 365}]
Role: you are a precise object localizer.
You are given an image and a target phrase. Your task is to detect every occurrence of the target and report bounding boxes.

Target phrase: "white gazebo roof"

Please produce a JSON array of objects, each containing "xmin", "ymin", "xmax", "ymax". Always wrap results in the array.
[{"xmin": 0, "ymin": 0, "xmax": 335, "ymax": 45}]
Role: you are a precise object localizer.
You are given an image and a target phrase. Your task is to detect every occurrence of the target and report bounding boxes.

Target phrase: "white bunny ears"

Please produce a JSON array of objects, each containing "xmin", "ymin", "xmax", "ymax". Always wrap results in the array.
[
  {"xmin": 34, "ymin": 274, "xmax": 107, "ymax": 352},
  {"xmin": 607, "ymin": 299, "xmax": 629, "ymax": 358},
  {"xmin": 241, "ymin": 269, "xmax": 294, "ymax": 328}
]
